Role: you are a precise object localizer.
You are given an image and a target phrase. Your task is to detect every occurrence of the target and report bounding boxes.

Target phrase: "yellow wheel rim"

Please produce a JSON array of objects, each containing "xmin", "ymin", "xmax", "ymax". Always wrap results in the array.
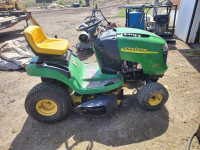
[
  {"xmin": 149, "ymin": 94, "xmax": 163, "ymax": 106},
  {"xmin": 36, "ymin": 100, "xmax": 58, "ymax": 116}
]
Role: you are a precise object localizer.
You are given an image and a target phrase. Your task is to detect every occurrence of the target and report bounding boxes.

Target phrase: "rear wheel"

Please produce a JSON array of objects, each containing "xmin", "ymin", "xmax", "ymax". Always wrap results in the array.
[
  {"xmin": 137, "ymin": 82, "xmax": 168, "ymax": 111},
  {"xmin": 25, "ymin": 82, "xmax": 72, "ymax": 123}
]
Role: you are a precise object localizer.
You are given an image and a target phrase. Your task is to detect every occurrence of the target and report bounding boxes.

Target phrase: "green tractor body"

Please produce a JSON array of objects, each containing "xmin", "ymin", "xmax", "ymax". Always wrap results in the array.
[
  {"xmin": 27, "ymin": 54, "xmax": 123, "ymax": 95},
  {"xmin": 24, "ymin": 23, "xmax": 169, "ymax": 123},
  {"xmin": 27, "ymin": 27, "xmax": 167, "ymax": 95}
]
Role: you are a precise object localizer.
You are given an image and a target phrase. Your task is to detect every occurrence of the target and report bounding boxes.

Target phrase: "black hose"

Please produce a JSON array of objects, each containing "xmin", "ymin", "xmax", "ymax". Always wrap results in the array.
[
  {"xmin": 143, "ymin": 3, "xmax": 157, "ymax": 30},
  {"xmin": 186, "ymin": 129, "xmax": 198, "ymax": 150}
]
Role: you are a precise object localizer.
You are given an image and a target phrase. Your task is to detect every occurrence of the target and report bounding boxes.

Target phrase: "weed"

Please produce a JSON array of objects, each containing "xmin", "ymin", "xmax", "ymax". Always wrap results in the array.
[
  {"xmin": 24, "ymin": 2, "xmax": 28, "ymax": 8},
  {"xmin": 59, "ymin": 0, "xmax": 63, "ymax": 5},
  {"xmin": 42, "ymin": 0, "xmax": 46, "ymax": 6}
]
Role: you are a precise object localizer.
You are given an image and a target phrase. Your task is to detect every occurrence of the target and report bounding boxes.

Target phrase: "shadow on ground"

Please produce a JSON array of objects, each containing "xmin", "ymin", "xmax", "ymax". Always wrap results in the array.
[
  {"xmin": 76, "ymin": 49, "xmax": 94, "ymax": 61},
  {"xmin": 9, "ymin": 35, "xmax": 169, "ymax": 150},
  {"xmin": 178, "ymin": 49, "xmax": 200, "ymax": 72},
  {"xmin": 0, "ymin": 29, "xmax": 24, "ymax": 43},
  {"xmin": 10, "ymin": 95, "xmax": 169, "ymax": 150},
  {"xmin": 168, "ymin": 43, "xmax": 200, "ymax": 72}
]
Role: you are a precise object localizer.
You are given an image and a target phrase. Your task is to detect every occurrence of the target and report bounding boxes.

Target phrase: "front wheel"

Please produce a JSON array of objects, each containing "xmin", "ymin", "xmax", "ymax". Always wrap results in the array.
[
  {"xmin": 25, "ymin": 82, "xmax": 72, "ymax": 123},
  {"xmin": 137, "ymin": 82, "xmax": 168, "ymax": 111}
]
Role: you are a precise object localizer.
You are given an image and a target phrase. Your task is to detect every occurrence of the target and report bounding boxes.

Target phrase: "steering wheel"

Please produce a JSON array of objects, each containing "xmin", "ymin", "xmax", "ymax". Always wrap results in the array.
[{"xmin": 76, "ymin": 17, "xmax": 102, "ymax": 31}]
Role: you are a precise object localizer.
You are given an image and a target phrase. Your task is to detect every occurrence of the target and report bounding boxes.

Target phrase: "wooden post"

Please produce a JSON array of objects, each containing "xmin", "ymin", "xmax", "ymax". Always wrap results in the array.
[{"xmin": 16, "ymin": 0, "xmax": 40, "ymax": 26}]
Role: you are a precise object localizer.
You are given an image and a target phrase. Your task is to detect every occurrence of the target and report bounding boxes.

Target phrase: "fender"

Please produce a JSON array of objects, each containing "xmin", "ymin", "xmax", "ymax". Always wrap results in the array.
[{"xmin": 26, "ymin": 56, "xmax": 123, "ymax": 95}]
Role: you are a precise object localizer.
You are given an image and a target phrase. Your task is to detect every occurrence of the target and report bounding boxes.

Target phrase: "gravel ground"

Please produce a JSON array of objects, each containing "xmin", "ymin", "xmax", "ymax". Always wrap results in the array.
[{"xmin": 0, "ymin": 1, "xmax": 199, "ymax": 150}]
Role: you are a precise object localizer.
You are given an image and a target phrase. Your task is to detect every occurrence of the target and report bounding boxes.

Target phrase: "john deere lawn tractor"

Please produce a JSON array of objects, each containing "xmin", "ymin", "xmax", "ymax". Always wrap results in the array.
[{"xmin": 24, "ymin": 17, "xmax": 169, "ymax": 123}]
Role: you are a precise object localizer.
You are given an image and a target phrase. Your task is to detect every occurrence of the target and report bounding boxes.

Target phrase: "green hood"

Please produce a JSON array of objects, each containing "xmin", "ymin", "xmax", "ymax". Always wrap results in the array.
[
  {"xmin": 115, "ymin": 27, "xmax": 168, "ymax": 75},
  {"xmin": 115, "ymin": 27, "xmax": 166, "ymax": 45}
]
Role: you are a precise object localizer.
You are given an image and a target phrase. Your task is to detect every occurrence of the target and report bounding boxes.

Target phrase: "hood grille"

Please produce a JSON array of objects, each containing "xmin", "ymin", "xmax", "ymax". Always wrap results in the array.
[{"xmin": 122, "ymin": 33, "xmax": 150, "ymax": 38}]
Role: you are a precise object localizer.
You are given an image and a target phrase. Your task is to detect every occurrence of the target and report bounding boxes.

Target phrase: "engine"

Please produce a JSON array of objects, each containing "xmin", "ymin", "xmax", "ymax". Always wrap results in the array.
[{"xmin": 93, "ymin": 28, "xmax": 168, "ymax": 82}]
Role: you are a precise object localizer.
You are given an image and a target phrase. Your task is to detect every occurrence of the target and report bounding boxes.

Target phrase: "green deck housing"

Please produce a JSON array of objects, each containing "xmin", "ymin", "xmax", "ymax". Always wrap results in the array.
[{"xmin": 27, "ymin": 55, "xmax": 123, "ymax": 94}]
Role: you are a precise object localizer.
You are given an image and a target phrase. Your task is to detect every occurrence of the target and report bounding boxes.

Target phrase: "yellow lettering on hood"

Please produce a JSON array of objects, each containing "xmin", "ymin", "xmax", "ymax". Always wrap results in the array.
[{"xmin": 121, "ymin": 47, "xmax": 158, "ymax": 54}]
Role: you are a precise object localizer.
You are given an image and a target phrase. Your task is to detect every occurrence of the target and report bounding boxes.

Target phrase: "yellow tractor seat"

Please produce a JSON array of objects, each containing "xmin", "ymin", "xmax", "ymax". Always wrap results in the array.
[{"xmin": 24, "ymin": 26, "xmax": 69, "ymax": 56}]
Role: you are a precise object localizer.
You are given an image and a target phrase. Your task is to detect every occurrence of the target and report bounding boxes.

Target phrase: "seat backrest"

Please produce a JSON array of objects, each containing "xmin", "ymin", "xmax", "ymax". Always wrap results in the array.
[{"xmin": 24, "ymin": 26, "xmax": 47, "ymax": 55}]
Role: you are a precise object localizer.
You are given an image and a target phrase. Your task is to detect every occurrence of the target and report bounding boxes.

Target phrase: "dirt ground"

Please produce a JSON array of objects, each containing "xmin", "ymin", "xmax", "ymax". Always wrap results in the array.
[{"xmin": 0, "ymin": 1, "xmax": 200, "ymax": 150}]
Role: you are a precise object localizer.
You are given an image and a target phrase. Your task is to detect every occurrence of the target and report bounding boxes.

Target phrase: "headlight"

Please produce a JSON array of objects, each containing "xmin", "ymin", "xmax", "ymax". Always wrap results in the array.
[
  {"xmin": 79, "ymin": 31, "xmax": 90, "ymax": 43},
  {"xmin": 162, "ymin": 43, "xmax": 168, "ymax": 64},
  {"xmin": 162, "ymin": 43, "xmax": 168, "ymax": 52}
]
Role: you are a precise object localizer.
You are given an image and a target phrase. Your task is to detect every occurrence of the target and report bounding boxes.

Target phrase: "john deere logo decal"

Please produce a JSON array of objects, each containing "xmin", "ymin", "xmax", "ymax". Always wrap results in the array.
[{"xmin": 121, "ymin": 47, "xmax": 158, "ymax": 54}]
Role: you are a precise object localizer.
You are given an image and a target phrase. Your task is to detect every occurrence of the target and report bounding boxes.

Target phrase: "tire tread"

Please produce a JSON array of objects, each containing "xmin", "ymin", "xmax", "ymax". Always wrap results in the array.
[
  {"xmin": 137, "ymin": 82, "xmax": 168, "ymax": 111},
  {"xmin": 25, "ymin": 82, "xmax": 72, "ymax": 123}
]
